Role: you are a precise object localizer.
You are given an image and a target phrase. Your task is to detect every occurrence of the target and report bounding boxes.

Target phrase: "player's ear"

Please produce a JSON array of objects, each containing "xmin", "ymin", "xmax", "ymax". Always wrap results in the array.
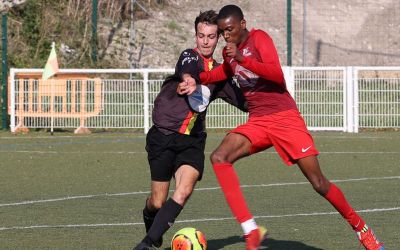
[{"xmin": 240, "ymin": 19, "xmax": 246, "ymax": 30}]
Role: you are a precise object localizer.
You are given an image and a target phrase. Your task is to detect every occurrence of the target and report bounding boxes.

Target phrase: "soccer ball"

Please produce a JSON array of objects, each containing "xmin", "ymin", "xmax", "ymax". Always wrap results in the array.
[{"xmin": 171, "ymin": 227, "xmax": 207, "ymax": 250}]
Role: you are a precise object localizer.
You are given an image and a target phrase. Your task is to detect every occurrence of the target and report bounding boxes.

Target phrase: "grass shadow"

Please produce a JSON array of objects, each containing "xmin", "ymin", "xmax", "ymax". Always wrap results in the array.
[
  {"xmin": 164, "ymin": 236, "xmax": 324, "ymax": 249},
  {"xmin": 261, "ymin": 237, "xmax": 324, "ymax": 250}
]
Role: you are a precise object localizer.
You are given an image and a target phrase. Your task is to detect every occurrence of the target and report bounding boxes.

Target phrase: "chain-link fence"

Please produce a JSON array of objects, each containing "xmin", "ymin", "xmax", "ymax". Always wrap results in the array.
[{"xmin": 241, "ymin": 0, "xmax": 400, "ymax": 66}]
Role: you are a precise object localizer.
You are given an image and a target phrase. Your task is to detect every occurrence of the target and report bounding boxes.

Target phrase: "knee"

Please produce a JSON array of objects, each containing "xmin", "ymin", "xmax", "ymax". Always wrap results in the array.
[
  {"xmin": 173, "ymin": 187, "xmax": 194, "ymax": 206},
  {"xmin": 310, "ymin": 177, "xmax": 330, "ymax": 195},
  {"xmin": 148, "ymin": 196, "xmax": 165, "ymax": 210},
  {"xmin": 210, "ymin": 150, "xmax": 229, "ymax": 164}
]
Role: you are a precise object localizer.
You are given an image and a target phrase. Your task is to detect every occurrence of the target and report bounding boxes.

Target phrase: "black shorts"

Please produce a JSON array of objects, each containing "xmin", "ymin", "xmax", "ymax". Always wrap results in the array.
[{"xmin": 145, "ymin": 126, "xmax": 207, "ymax": 181}]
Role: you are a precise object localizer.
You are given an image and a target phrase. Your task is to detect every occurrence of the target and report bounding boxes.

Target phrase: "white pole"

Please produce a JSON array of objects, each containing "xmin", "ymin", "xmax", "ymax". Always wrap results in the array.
[
  {"xmin": 50, "ymin": 77, "xmax": 54, "ymax": 135},
  {"xmin": 353, "ymin": 68, "xmax": 359, "ymax": 133},
  {"xmin": 345, "ymin": 67, "xmax": 350, "ymax": 132},
  {"xmin": 143, "ymin": 70, "xmax": 149, "ymax": 134},
  {"xmin": 10, "ymin": 68, "xmax": 15, "ymax": 132},
  {"xmin": 50, "ymin": 42, "xmax": 55, "ymax": 135},
  {"xmin": 282, "ymin": 66, "xmax": 295, "ymax": 98},
  {"xmin": 345, "ymin": 67, "xmax": 357, "ymax": 132}
]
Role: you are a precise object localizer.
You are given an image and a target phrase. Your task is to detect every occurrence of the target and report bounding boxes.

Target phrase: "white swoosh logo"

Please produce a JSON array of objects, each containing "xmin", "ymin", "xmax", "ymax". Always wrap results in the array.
[{"xmin": 302, "ymin": 146, "xmax": 312, "ymax": 153}]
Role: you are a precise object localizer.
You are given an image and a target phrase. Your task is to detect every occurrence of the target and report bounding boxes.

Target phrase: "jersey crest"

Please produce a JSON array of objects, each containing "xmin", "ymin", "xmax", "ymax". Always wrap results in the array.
[
  {"xmin": 181, "ymin": 51, "xmax": 199, "ymax": 66},
  {"xmin": 234, "ymin": 64, "xmax": 259, "ymax": 88}
]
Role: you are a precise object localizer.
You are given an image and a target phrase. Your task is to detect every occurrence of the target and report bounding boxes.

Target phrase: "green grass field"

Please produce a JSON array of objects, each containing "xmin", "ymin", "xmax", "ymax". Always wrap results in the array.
[{"xmin": 0, "ymin": 131, "xmax": 399, "ymax": 249}]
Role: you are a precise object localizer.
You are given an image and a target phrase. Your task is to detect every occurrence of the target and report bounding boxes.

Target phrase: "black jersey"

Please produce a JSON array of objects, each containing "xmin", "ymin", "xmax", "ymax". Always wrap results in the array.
[{"xmin": 152, "ymin": 48, "xmax": 247, "ymax": 136}]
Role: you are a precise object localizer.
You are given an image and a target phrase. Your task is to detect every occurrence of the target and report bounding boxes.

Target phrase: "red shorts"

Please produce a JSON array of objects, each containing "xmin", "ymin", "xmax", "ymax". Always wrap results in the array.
[{"xmin": 230, "ymin": 109, "xmax": 319, "ymax": 165}]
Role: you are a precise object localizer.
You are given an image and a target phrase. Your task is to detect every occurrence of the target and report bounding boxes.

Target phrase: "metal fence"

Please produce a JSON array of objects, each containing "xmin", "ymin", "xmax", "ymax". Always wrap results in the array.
[
  {"xmin": 8, "ymin": 67, "xmax": 400, "ymax": 133},
  {"xmin": 356, "ymin": 67, "xmax": 400, "ymax": 128}
]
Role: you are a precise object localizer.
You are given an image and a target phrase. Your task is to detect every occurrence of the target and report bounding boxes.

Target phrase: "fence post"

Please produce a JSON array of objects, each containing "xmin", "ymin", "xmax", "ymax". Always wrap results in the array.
[
  {"xmin": 9, "ymin": 68, "xmax": 15, "ymax": 132},
  {"xmin": 346, "ymin": 67, "xmax": 357, "ymax": 132},
  {"xmin": 353, "ymin": 67, "xmax": 359, "ymax": 133},
  {"xmin": 344, "ymin": 67, "xmax": 350, "ymax": 132},
  {"xmin": 143, "ymin": 69, "xmax": 149, "ymax": 134},
  {"xmin": 282, "ymin": 66, "xmax": 295, "ymax": 98}
]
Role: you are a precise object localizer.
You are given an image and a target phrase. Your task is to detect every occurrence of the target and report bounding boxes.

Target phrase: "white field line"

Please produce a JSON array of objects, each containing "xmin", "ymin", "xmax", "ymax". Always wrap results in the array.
[
  {"xmin": 0, "ymin": 135, "xmax": 397, "ymax": 140},
  {"xmin": 0, "ymin": 135, "xmax": 146, "ymax": 139},
  {"xmin": 0, "ymin": 207, "xmax": 399, "ymax": 231},
  {"xmin": 0, "ymin": 150, "xmax": 399, "ymax": 154},
  {"xmin": 1, "ymin": 176, "xmax": 399, "ymax": 208}
]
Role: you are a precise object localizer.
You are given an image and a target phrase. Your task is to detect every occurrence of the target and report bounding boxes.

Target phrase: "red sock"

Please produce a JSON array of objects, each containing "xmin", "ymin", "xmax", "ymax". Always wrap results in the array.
[
  {"xmin": 324, "ymin": 183, "xmax": 365, "ymax": 231},
  {"xmin": 213, "ymin": 163, "xmax": 253, "ymax": 223}
]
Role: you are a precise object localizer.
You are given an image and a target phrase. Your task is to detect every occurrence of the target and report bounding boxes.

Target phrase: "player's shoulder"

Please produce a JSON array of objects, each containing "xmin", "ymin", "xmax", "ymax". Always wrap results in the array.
[
  {"xmin": 251, "ymin": 29, "xmax": 272, "ymax": 40},
  {"xmin": 180, "ymin": 48, "xmax": 199, "ymax": 58},
  {"xmin": 178, "ymin": 49, "xmax": 200, "ymax": 64}
]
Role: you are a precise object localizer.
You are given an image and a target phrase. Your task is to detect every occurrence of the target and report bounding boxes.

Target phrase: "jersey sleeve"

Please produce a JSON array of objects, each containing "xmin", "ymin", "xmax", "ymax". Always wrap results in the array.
[
  {"xmin": 175, "ymin": 49, "xmax": 202, "ymax": 82},
  {"xmin": 199, "ymin": 60, "xmax": 232, "ymax": 84},
  {"xmin": 238, "ymin": 30, "xmax": 285, "ymax": 85}
]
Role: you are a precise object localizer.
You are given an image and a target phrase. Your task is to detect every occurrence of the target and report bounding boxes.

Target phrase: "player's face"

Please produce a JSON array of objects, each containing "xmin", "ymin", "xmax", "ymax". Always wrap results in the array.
[
  {"xmin": 218, "ymin": 16, "xmax": 246, "ymax": 45},
  {"xmin": 195, "ymin": 22, "xmax": 219, "ymax": 59}
]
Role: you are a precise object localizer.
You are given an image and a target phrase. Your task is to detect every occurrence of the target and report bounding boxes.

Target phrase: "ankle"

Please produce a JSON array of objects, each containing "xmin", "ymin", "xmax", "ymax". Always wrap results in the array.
[{"xmin": 242, "ymin": 218, "xmax": 258, "ymax": 235}]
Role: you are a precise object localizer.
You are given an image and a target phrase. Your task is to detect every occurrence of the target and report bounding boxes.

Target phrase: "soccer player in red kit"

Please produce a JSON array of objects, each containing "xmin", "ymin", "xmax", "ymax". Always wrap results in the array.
[
  {"xmin": 178, "ymin": 4, "xmax": 384, "ymax": 250},
  {"xmin": 133, "ymin": 10, "xmax": 247, "ymax": 250}
]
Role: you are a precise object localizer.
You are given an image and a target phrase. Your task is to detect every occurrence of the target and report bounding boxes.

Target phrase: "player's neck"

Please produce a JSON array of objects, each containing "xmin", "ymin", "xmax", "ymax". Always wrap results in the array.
[{"xmin": 237, "ymin": 29, "xmax": 249, "ymax": 46}]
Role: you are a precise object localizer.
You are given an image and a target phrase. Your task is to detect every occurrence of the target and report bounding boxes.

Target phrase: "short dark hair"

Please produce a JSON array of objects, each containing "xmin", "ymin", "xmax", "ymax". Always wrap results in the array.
[
  {"xmin": 217, "ymin": 4, "xmax": 244, "ymax": 21},
  {"xmin": 194, "ymin": 10, "xmax": 218, "ymax": 34}
]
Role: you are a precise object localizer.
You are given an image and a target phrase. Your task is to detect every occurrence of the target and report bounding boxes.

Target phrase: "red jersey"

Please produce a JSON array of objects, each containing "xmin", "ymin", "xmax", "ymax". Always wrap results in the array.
[{"xmin": 200, "ymin": 29, "xmax": 297, "ymax": 117}]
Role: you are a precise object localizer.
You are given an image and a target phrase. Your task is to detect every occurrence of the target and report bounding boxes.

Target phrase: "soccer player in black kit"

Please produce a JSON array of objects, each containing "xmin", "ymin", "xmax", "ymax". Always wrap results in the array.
[{"xmin": 133, "ymin": 10, "xmax": 247, "ymax": 250}]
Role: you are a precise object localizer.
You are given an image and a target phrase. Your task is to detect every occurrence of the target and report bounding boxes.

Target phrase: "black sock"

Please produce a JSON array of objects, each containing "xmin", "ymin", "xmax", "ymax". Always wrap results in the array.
[
  {"xmin": 143, "ymin": 204, "xmax": 159, "ymax": 232},
  {"xmin": 144, "ymin": 204, "xmax": 159, "ymax": 218},
  {"xmin": 143, "ymin": 198, "xmax": 183, "ymax": 244}
]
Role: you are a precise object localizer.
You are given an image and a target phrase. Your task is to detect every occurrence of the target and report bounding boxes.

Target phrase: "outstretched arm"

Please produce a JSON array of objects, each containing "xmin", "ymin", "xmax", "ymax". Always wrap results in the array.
[
  {"xmin": 178, "ymin": 62, "xmax": 232, "ymax": 95},
  {"xmin": 178, "ymin": 61, "xmax": 234, "ymax": 95},
  {"xmin": 199, "ymin": 63, "xmax": 231, "ymax": 84}
]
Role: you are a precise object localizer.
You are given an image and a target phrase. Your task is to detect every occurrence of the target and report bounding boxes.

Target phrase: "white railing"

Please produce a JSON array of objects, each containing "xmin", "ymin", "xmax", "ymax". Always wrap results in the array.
[
  {"xmin": 354, "ymin": 67, "xmax": 400, "ymax": 129},
  {"xmin": 8, "ymin": 67, "xmax": 400, "ymax": 133}
]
